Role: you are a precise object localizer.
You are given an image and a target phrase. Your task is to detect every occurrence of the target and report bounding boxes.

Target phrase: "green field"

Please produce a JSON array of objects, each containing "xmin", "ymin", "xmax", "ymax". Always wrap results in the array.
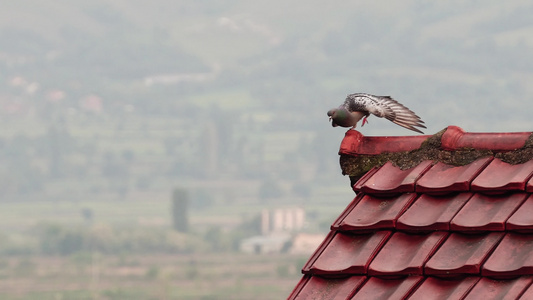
[
  {"xmin": 0, "ymin": 195, "xmax": 336, "ymax": 299},
  {"xmin": 0, "ymin": 190, "xmax": 350, "ymax": 299},
  {"xmin": 0, "ymin": 252, "xmax": 307, "ymax": 300}
]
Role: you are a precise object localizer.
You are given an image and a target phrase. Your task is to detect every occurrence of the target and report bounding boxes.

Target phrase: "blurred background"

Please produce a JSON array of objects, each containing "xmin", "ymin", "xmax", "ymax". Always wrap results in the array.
[{"xmin": 1, "ymin": 1, "xmax": 533, "ymax": 299}]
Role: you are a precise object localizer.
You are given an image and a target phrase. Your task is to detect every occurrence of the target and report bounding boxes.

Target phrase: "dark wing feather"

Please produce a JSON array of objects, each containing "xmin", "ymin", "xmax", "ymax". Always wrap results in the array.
[{"xmin": 343, "ymin": 93, "xmax": 426, "ymax": 133}]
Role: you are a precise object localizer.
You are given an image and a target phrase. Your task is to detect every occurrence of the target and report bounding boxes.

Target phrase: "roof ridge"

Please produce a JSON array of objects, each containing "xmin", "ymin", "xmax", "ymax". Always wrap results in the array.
[{"xmin": 340, "ymin": 126, "xmax": 533, "ymax": 181}]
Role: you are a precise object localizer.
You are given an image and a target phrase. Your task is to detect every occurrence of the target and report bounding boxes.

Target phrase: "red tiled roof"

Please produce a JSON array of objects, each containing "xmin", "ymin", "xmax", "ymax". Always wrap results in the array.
[{"xmin": 289, "ymin": 126, "xmax": 533, "ymax": 299}]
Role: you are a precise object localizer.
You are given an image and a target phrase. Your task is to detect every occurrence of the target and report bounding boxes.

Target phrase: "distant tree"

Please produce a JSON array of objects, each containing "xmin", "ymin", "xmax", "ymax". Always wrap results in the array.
[
  {"xmin": 171, "ymin": 188, "xmax": 189, "ymax": 233},
  {"xmin": 204, "ymin": 226, "xmax": 225, "ymax": 251},
  {"xmin": 38, "ymin": 224, "xmax": 85, "ymax": 255}
]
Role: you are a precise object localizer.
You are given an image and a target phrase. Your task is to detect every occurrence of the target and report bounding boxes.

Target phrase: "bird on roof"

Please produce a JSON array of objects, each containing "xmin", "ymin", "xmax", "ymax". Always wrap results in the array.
[{"xmin": 327, "ymin": 93, "xmax": 426, "ymax": 134}]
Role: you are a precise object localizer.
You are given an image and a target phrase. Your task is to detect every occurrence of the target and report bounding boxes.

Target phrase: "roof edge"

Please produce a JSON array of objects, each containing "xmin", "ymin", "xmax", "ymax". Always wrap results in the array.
[{"xmin": 338, "ymin": 126, "xmax": 533, "ymax": 180}]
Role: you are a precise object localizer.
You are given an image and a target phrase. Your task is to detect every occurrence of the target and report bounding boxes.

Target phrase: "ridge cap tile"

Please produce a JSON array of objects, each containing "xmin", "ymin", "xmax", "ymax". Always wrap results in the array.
[
  {"xmin": 441, "ymin": 127, "xmax": 531, "ymax": 151},
  {"xmin": 339, "ymin": 129, "xmax": 429, "ymax": 156}
]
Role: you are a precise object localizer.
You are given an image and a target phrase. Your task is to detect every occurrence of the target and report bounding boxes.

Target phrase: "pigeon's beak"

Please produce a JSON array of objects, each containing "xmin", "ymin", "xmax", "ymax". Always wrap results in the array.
[{"xmin": 328, "ymin": 116, "xmax": 332, "ymax": 122}]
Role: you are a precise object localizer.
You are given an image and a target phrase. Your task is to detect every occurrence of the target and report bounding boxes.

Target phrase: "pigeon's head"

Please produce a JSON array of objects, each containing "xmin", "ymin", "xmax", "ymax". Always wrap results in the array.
[
  {"xmin": 327, "ymin": 109, "xmax": 337, "ymax": 127},
  {"xmin": 327, "ymin": 108, "xmax": 351, "ymax": 127}
]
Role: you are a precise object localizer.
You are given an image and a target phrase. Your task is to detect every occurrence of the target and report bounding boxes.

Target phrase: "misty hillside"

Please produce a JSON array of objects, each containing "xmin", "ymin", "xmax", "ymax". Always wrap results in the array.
[
  {"xmin": 1, "ymin": 1, "xmax": 533, "ymax": 203},
  {"xmin": 2, "ymin": 1, "xmax": 533, "ymax": 129}
]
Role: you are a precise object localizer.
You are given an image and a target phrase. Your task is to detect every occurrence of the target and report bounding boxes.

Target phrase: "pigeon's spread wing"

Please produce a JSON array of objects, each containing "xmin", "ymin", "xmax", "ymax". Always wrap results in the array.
[{"xmin": 344, "ymin": 93, "xmax": 426, "ymax": 133}]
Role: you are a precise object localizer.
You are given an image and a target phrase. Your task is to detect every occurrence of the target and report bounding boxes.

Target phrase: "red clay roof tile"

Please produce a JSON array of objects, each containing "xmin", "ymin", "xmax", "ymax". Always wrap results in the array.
[
  {"xmin": 339, "ymin": 129, "xmax": 429, "ymax": 156},
  {"xmin": 408, "ymin": 276, "xmax": 479, "ymax": 300},
  {"xmin": 290, "ymin": 127, "xmax": 533, "ymax": 299},
  {"xmin": 396, "ymin": 193, "xmax": 472, "ymax": 232},
  {"xmin": 482, "ymin": 233, "xmax": 533, "ymax": 278},
  {"xmin": 463, "ymin": 277, "xmax": 533, "ymax": 299},
  {"xmin": 471, "ymin": 158, "xmax": 533, "ymax": 193},
  {"xmin": 288, "ymin": 275, "xmax": 366, "ymax": 300},
  {"xmin": 450, "ymin": 193, "xmax": 527, "ymax": 232},
  {"xmin": 340, "ymin": 126, "xmax": 533, "ymax": 157},
  {"xmin": 368, "ymin": 232, "xmax": 448, "ymax": 276},
  {"xmin": 441, "ymin": 126, "xmax": 531, "ymax": 151},
  {"xmin": 330, "ymin": 195, "xmax": 362, "ymax": 231},
  {"xmin": 528, "ymin": 176, "xmax": 533, "ymax": 193},
  {"xmin": 351, "ymin": 166, "xmax": 380, "ymax": 192},
  {"xmin": 354, "ymin": 161, "xmax": 432, "ymax": 195},
  {"xmin": 351, "ymin": 276, "xmax": 423, "ymax": 300},
  {"xmin": 333, "ymin": 194, "xmax": 416, "ymax": 231},
  {"xmin": 303, "ymin": 231, "xmax": 391, "ymax": 276},
  {"xmin": 415, "ymin": 157, "xmax": 493, "ymax": 194},
  {"xmin": 519, "ymin": 282, "xmax": 533, "ymax": 299},
  {"xmin": 507, "ymin": 195, "xmax": 533, "ymax": 232},
  {"xmin": 425, "ymin": 232, "xmax": 504, "ymax": 276},
  {"xmin": 288, "ymin": 275, "xmax": 312, "ymax": 300}
]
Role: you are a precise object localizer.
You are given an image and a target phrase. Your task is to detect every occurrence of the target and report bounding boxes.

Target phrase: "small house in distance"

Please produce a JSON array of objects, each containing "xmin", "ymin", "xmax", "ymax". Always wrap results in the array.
[
  {"xmin": 288, "ymin": 126, "xmax": 533, "ymax": 299},
  {"xmin": 241, "ymin": 207, "xmax": 325, "ymax": 255}
]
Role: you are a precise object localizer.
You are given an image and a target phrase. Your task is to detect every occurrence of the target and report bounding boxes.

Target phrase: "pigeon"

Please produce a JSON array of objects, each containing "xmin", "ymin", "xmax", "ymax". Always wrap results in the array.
[{"xmin": 327, "ymin": 93, "xmax": 426, "ymax": 134}]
